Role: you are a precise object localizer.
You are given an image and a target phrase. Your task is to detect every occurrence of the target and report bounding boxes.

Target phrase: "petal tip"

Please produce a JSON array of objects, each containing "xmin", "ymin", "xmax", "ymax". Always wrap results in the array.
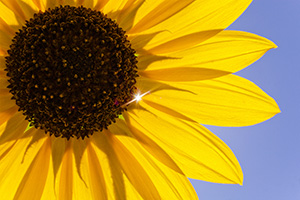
[
  {"xmin": 270, "ymin": 41, "xmax": 278, "ymax": 49},
  {"xmin": 237, "ymin": 174, "xmax": 244, "ymax": 186},
  {"xmin": 263, "ymin": 37, "xmax": 277, "ymax": 49}
]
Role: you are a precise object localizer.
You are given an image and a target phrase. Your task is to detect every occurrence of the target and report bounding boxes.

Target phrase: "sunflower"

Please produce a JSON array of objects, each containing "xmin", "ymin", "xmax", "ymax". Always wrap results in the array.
[{"xmin": 0, "ymin": 0, "xmax": 279, "ymax": 199}]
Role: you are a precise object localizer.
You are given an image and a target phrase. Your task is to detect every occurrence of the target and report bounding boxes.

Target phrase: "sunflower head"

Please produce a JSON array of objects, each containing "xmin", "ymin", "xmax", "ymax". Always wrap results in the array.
[
  {"xmin": 5, "ymin": 5, "xmax": 138, "ymax": 139},
  {"xmin": 0, "ymin": 1, "xmax": 281, "ymax": 199}
]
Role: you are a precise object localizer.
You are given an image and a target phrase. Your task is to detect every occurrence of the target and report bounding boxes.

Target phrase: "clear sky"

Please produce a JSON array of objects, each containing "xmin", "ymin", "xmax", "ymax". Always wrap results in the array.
[{"xmin": 190, "ymin": 0, "xmax": 300, "ymax": 199}]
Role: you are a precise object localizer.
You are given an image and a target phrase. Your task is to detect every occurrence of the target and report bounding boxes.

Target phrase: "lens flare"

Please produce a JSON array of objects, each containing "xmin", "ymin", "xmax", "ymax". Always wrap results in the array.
[{"xmin": 122, "ymin": 90, "xmax": 150, "ymax": 107}]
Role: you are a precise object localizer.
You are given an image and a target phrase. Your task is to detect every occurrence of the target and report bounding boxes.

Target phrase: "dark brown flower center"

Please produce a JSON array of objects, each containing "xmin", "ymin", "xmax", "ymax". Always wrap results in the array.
[{"xmin": 5, "ymin": 5, "xmax": 138, "ymax": 139}]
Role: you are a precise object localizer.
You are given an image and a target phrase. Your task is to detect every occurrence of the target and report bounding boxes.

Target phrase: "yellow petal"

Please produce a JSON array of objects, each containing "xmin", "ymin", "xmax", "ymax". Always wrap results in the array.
[
  {"xmin": 16, "ymin": 0, "xmax": 40, "ymax": 17},
  {"xmin": 0, "ymin": 1, "xmax": 20, "ymax": 26},
  {"xmin": 126, "ymin": 104, "xmax": 243, "ymax": 184},
  {"xmin": 0, "ymin": 0, "xmax": 38, "ymax": 53},
  {"xmin": 0, "ymin": 94, "xmax": 15, "ymax": 113},
  {"xmin": 117, "ymin": 0, "xmax": 145, "ymax": 31},
  {"xmin": 39, "ymin": 149, "xmax": 56, "ymax": 200},
  {"xmin": 50, "ymin": 137, "xmax": 66, "ymax": 191},
  {"xmin": 107, "ymin": 132, "xmax": 161, "ymax": 199},
  {"xmin": 59, "ymin": 140, "xmax": 74, "ymax": 200},
  {"xmin": 13, "ymin": 137, "xmax": 51, "ymax": 200},
  {"xmin": 82, "ymin": 0, "xmax": 99, "ymax": 9},
  {"xmin": 0, "ymin": 131, "xmax": 44, "ymax": 200},
  {"xmin": 0, "ymin": 112, "xmax": 28, "ymax": 144},
  {"xmin": 139, "ymin": 67, "xmax": 230, "ymax": 82},
  {"xmin": 145, "ymin": 29, "xmax": 222, "ymax": 54},
  {"xmin": 44, "ymin": 0, "xmax": 61, "ymax": 9},
  {"xmin": 0, "ymin": 74, "xmax": 9, "ymax": 87},
  {"xmin": 102, "ymin": 0, "xmax": 129, "ymax": 14},
  {"xmin": 86, "ymin": 141, "xmax": 108, "ymax": 200},
  {"xmin": 71, "ymin": 139, "xmax": 94, "ymax": 200},
  {"xmin": 32, "ymin": 0, "xmax": 45, "ymax": 11},
  {"xmin": 45, "ymin": 0, "xmax": 76, "ymax": 9},
  {"xmin": 0, "ymin": 56, "xmax": 6, "ymax": 69},
  {"xmin": 141, "ymin": 74, "xmax": 280, "ymax": 127},
  {"xmin": 75, "ymin": 0, "xmax": 84, "ymax": 6},
  {"xmin": 142, "ymin": 31, "xmax": 277, "ymax": 74},
  {"xmin": 128, "ymin": 0, "xmax": 251, "ymax": 47},
  {"xmin": 0, "ymin": 17, "xmax": 15, "ymax": 36},
  {"xmin": 0, "ymin": 75, "xmax": 14, "ymax": 105},
  {"xmin": 109, "ymin": 119, "xmax": 184, "ymax": 175},
  {"xmin": 72, "ymin": 138, "xmax": 87, "ymax": 186},
  {"xmin": 0, "ymin": 88, "xmax": 9, "ymax": 95},
  {"xmin": 0, "ymin": 0, "xmax": 37, "ymax": 21},
  {"xmin": 63, "ymin": 0, "xmax": 76, "ymax": 6},
  {"xmin": 128, "ymin": 0, "xmax": 194, "ymax": 34},
  {"xmin": 0, "ymin": 69, "xmax": 6, "ymax": 76},
  {"xmin": 52, "ymin": 138, "xmax": 94, "ymax": 200},
  {"xmin": 90, "ymin": 134, "xmax": 156, "ymax": 199},
  {"xmin": 0, "ymin": 31, "xmax": 11, "ymax": 53},
  {"xmin": 111, "ymin": 131, "xmax": 199, "ymax": 199},
  {"xmin": 0, "ymin": 106, "xmax": 18, "ymax": 127},
  {"xmin": 94, "ymin": 0, "xmax": 109, "ymax": 10},
  {"xmin": 91, "ymin": 131, "xmax": 128, "ymax": 199},
  {"xmin": 0, "ymin": 0, "xmax": 25, "ymax": 21}
]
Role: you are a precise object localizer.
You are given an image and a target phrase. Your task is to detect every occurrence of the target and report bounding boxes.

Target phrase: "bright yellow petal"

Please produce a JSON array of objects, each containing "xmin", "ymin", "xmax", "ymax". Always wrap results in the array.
[
  {"xmin": 32, "ymin": 0, "xmax": 45, "ymax": 11},
  {"xmin": 0, "ymin": 1, "xmax": 20, "ymax": 26},
  {"xmin": 58, "ymin": 140, "xmax": 74, "ymax": 200},
  {"xmin": 17, "ymin": 0, "xmax": 40, "ymax": 17},
  {"xmin": 75, "ymin": 0, "xmax": 95, "ymax": 8},
  {"xmin": 39, "ymin": 147, "xmax": 56, "ymax": 200},
  {"xmin": 140, "ymin": 74, "xmax": 280, "ymax": 127},
  {"xmin": 42, "ymin": 0, "xmax": 105, "ymax": 13},
  {"xmin": 49, "ymin": 138, "xmax": 94, "ymax": 200},
  {"xmin": 86, "ymin": 141, "xmax": 108, "ymax": 200},
  {"xmin": 64, "ymin": 0, "xmax": 76, "ymax": 6},
  {"xmin": 101, "ymin": 0, "xmax": 129, "ymax": 14},
  {"xmin": 0, "ymin": 74, "xmax": 14, "ymax": 111},
  {"xmin": 140, "ymin": 31, "xmax": 277, "ymax": 75},
  {"xmin": 0, "ymin": 29, "xmax": 11, "ymax": 53},
  {"xmin": 0, "ymin": 87, "xmax": 9, "ymax": 95},
  {"xmin": 116, "ymin": 0, "xmax": 145, "ymax": 31},
  {"xmin": 91, "ymin": 131, "xmax": 128, "ymax": 200},
  {"xmin": 127, "ymin": 0, "xmax": 251, "ymax": 47},
  {"xmin": 110, "ymin": 130, "xmax": 199, "ymax": 199},
  {"xmin": 0, "ymin": 0, "xmax": 38, "ymax": 22},
  {"xmin": 0, "ymin": 0, "xmax": 38, "ymax": 53},
  {"xmin": 0, "ymin": 106, "xmax": 18, "ymax": 127},
  {"xmin": 50, "ymin": 137, "xmax": 66, "ymax": 193},
  {"xmin": 0, "ymin": 94, "xmax": 15, "ymax": 113},
  {"xmin": 43, "ymin": 0, "xmax": 61, "ymax": 9},
  {"xmin": 0, "ymin": 21, "xmax": 13, "ymax": 52},
  {"xmin": 94, "ymin": 0, "xmax": 109, "ymax": 10},
  {"xmin": 107, "ymin": 132, "xmax": 161, "ymax": 199},
  {"xmin": 108, "ymin": 119, "xmax": 184, "ymax": 175},
  {"xmin": 75, "ymin": 0, "xmax": 84, "ymax": 6},
  {"xmin": 0, "ymin": 56, "xmax": 6, "ymax": 69},
  {"xmin": 72, "ymin": 139, "xmax": 95, "ymax": 200},
  {"xmin": 144, "ymin": 30, "xmax": 221, "ymax": 54},
  {"xmin": 125, "ymin": 105, "xmax": 243, "ymax": 184},
  {"xmin": 139, "ymin": 67, "xmax": 231, "ymax": 82},
  {"xmin": 0, "ymin": 129, "xmax": 44, "ymax": 200},
  {"xmin": 0, "ymin": 112, "xmax": 28, "ymax": 144},
  {"xmin": 13, "ymin": 137, "xmax": 51, "ymax": 200},
  {"xmin": 0, "ymin": 72, "xmax": 9, "ymax": 86},
  {"xmin": 128, "ymin": 0, "xmax": 194, "ymax": 34},
  {"xmin": 90, "ymin": 134, "xmax": 152, "ymax": 199},
  {"xmin": 45, "ymin": 0, "xmax": 77, "ymax": 9},
  {"xmin": 0, "ymin": 17, "xmax": 15, "ymax": 37}
]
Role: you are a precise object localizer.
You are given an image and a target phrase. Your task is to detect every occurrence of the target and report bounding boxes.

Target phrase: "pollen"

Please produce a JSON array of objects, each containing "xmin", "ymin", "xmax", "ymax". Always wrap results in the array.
[{"xmin": 5, "ymin": 5, "xmax": 138, "ymax": 139}]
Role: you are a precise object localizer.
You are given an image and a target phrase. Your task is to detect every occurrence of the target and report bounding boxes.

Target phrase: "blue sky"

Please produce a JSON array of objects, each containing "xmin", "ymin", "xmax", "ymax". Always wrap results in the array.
[{"xmin": 190, "ymin": 0, "xmax": 300, "ymax": 199}]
